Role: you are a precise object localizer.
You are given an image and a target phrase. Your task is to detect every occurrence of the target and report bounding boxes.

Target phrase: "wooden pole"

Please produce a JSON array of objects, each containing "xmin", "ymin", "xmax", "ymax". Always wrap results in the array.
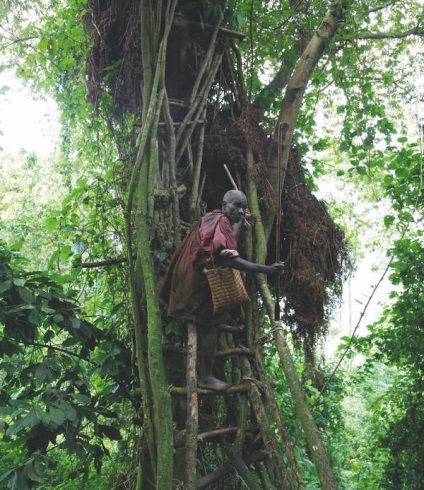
[
  {"xmin": 275, "ymin": 123, "xmax": 283, "ymax": 321},
  {"xmin": 224, "ymin": 163, "xmax": 239, "ymax": 191}
]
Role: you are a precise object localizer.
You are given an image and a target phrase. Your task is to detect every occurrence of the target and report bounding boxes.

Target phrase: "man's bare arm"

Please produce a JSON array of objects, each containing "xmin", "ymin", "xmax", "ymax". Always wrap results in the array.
[{"xmin": 219, "ymin": 256, "xmax": 284, "ymax": 275}]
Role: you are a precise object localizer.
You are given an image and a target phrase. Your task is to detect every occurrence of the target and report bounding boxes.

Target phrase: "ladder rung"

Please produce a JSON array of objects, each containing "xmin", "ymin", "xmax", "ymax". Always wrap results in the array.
[{"xmin": 163, "ymin": 346, "xmax": 254, "ymax": 357}]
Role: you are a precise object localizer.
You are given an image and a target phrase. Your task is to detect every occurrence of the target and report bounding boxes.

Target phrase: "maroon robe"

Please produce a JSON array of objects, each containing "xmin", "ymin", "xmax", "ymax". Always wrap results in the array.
[{"xmin": 160, "ymin": 210, "xmax": 237, "ymax": 324}]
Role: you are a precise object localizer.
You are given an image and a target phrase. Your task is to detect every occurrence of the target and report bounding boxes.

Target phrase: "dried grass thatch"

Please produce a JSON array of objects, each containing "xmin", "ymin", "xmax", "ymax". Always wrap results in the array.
[
  {"xmin": 202, "ymin": 109, "xmax": 351, "ymax": 346},
  {"xmin": 280, "ymin": 151, "xmax": 351, "ymax": 345},
  {"xmin": 84, "ymin": 0, "xmax": 142, "ymax": 114}
]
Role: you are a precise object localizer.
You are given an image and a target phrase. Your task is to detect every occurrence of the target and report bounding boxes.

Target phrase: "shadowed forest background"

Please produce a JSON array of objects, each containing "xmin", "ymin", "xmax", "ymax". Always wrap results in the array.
[{"xmin": 0, "ymin": 1, "xmax": 423, "ymax": 489}]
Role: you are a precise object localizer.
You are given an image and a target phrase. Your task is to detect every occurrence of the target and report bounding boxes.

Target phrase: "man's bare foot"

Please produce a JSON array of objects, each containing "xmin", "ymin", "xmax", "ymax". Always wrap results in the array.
[{"xmin": 199, "ymin": 376, "xmax": 230, "ymax": 392}]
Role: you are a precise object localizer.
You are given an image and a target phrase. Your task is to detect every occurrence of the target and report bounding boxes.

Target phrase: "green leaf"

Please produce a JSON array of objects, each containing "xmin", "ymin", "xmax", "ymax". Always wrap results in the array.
[
  {"xmin": 13, "ymin": 278, "xmax": 26, "ymax": 287},
  {"xmin": 53, "ymin": 313, "xmax": 64, "ymax": 323},
  {"xmin": 59, "ymin": 401, "xmax": 78, "ymax": 423},
  {"xmin": 0, "ymin": 468, "xmax": 15, "ymax": 484},
  {"xmin": 62, "ymin": 337, "xmax": 79, "ymax": 347},
  {"xmin": 34, "ymin": 406, "xmax": 50, "ymax": 425},
  {"xmin": 0, "ymin": 280, "xmax": 12, "ymax": 294},
  {"xmin": 28, "ymin": 308, "xmax": 40, "ymax": 325},
  {"xmin": 71, "ymin": 241, "xmax": 88, "ymax": 254},
  {"xmin": 47, "ymin": 39, "xmax": 58, "ymax": 56},
  {"xmin": 17, "ymin": 286, "xmax": 35, "ymax": 304},
  {"xmin": 60, "ymin": 245, "xmax": 73, "ymax": 262},
  {"xmin": 8, "ymin": 470, "xmax": 29, "ymax": 490},
  {"xmin": 45, "ymin": 218, "xmax": 59, "ymax": 233},
  {"xmin": 49, "ymin": 406, "xmax": 65, "ymax": 426},
  {"xmin": 9, "ymin": 399, "xmax": 30, "ymax": 409},
  {"xmin": 384, "ymin": 215, "xmax": 395, "ymax": 228},
  {"xmin": 0, "ymin": 406, "xmax": 15, "ymax": 416},
  {"xmin": 6, "ymin": 410, "xmax": 38, "ymax": 436},
  {"xmin": 23, "ymin": 460, "xmax": 44, "ymax": 483},
  {"xmin": 70, "ymin": 317, "xmax": 81, "ymax": 329},
  {"xmin": 70, "ymin": 393, "xmax": 91, "ymax": 405},
  {"xmin": 35, "ymin": 363, "xmax": 51, "ymax": 385},
  {"xmin": 43, "ymin": 329, "xmax": 54, "ymax": 342},
  {"xmin": 38, "ymin": 37, "xmax": 49, "ymax": 53},
  {"xmin": 339, "ymin": 141, "xmax": 350, "ymax": 152},
  {"xmin": 99, "ymin": 424, "xmax": 122, "ymax": 440},
  {"xmin": 48, "ymin": 250, "xmax": 60, "ymax": 269}
]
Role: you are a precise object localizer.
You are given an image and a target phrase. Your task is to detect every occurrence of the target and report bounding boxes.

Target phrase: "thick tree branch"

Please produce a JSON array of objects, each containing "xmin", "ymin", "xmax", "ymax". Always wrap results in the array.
[
  {"xmin": 265, "ymin": 0, "xmax": 350, "ymax": 237},
  {"xmin": 260, "ymin": 2, "xmax": 349, "ymax": 488},
  {"xmin": 253, "ymin": 61, "xmax": 292, "ymax": 110},
  {"xmin": 357, "ymin": 25, "xmax": 422, "ymax": 40}
]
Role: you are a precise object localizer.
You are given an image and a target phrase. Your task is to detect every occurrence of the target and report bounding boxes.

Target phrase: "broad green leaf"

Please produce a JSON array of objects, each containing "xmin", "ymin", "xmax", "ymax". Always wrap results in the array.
[
  {"xmin": 53, "ymin": 313, "xmax": 64, "ymax": 323},
  {"xmin": 49, "ymin": 406, "xmax": 65, "ymax": 426},
  {"xmin": 6, "ymin": 410, "xmax": 38, "ymax": 436},
  {"xmin": 23, "ymin": 461, "xmax": 44, "ymax": 483},
  {"xmin": 71, "ymin": 240, "xmax": 88, "ymax": 254},
  {"xmin": 13, "ymin": 278, "xmax": 26, "ymax": 287},
  {"xmin": 35, "ymin": 363, "xmax": 51, "ymax": 384},
  {"xmin": 7, "ymin": 470, "xmax": 29, "ymax": 490},
  {"xmin": 38, "ymin": 37, "xmax": 49, "ymax": 53},
  {"xmin": 17, "ymin": 286, "xmax": 35, "ymax": 304},
  {"xmin": 0, "ymin": 406, "xmax": 15, "ymax": 416},
  {"xmin": 70, "ymin": 393, "xmax": 91, "ymax": 405},
  {"xmin": 99, "ymin": 424, "xmax": 122, "ymax": 440},
  {"xmin": 28, "ymin": 308, "xmax": 40, "ymax": 325},
  {"xmin": 384, "ymin": 215, "xmax": 395, "ymax": 228},
  {"xmin": 59, "ymin": 245, "xmax": 73, "ymax": 262},
  {"xmin": 58, "ymin": 401, "xmax": 78, "ymax": 423},
  {"xmin": 34, "ymin": 406, "xmax": 50, "ymax": 425},
  {"xmin": 0, "ymin": 280, "xmax": 12, "ymax": 294},
  {"xmin": 0, "ymin": 468, "xmax": 15, "ymax": 484},
  {"xmin": 70, "ymin": 317, "xmax": 81, "ymax": 329}
]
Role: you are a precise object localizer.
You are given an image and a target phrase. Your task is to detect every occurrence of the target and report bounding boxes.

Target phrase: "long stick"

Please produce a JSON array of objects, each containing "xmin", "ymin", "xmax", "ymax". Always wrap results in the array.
[
  {"xmin": 185, "ymin": 322, "xmax": 198, "ymax": 489},
  {"xmin": 224, "ymin": 163, "xmax": 239, "ymax": 190},
  {"xmin": 275, "ymin": 123, "xmax": 283, "ymax": 321}
]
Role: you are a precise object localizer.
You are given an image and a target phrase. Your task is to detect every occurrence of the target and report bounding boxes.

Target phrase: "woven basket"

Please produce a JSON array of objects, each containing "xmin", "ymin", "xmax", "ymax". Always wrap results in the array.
[{"xmin": 204, "ymin": 267, "xmax": 250, "ymax": 314}]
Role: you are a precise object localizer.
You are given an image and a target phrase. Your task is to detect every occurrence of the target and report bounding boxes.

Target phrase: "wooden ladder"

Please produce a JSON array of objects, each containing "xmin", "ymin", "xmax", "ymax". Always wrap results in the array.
[{"xmin": 167, "ymin": 322, "xmax": 302, "ymax": 489}]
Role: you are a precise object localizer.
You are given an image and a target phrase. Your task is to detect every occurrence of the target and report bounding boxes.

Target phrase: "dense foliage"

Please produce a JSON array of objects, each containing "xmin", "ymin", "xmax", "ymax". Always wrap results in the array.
[{"xmin": 1, "ymin": 0, "xmax": 423, "ymax": 488}]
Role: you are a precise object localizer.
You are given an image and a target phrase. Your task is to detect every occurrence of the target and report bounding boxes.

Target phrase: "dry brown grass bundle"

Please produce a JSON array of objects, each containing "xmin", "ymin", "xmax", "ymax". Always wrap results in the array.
[
  {"xmin": 84, "ymin": 0, "xmax": 142, "ymax": 115},
  {"xmin": 280, "ymin": 153, "xmax": 351, "ymax": 344}
]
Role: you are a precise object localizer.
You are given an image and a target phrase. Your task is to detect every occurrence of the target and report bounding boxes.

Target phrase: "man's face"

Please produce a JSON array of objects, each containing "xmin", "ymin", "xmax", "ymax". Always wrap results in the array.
[{"xmin": 222, "ymin": 192, "xmax": 248, "ymax": 224}]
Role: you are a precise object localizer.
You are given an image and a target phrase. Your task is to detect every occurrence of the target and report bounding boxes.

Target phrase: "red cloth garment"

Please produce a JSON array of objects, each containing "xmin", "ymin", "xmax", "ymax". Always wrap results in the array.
[
  {"xmin": 160, "ymin": 211, "xmax": 237, "ymax": 324},
  {"xmin": 199, "ymin": 210, "xmax": 237, "ymax": 254}
]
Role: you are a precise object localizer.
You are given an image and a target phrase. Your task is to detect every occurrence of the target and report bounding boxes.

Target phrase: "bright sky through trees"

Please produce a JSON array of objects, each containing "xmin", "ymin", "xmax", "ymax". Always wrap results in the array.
[{"xmin": 0, "ymin": 71, "xmax": 59, "ymax": 157}]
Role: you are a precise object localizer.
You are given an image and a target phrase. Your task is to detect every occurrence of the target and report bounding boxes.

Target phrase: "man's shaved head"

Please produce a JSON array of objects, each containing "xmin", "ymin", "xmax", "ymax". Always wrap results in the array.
[{"xmin": 222, "ymin": 190, "xmax": 247, "ymax": 205}]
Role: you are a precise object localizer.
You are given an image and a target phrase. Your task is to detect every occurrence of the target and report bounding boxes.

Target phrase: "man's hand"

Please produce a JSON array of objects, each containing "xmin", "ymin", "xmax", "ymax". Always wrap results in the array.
[{"xmin": 266, "ymin": 262, "xmax": 285, "ymax": 275}]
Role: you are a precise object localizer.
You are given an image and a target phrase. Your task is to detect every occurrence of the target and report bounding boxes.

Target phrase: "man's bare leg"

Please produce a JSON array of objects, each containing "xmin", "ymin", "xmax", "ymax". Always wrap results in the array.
[{"xmin": 198, "ymin": 325, "xmax": 229, "ymax": 392}]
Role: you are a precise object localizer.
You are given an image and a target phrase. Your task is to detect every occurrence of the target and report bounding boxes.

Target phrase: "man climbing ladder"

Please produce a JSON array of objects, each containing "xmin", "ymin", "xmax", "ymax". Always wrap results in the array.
[{"xmin": 161, "ymin": 189, "xmax": 284, "ymax": 391}]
